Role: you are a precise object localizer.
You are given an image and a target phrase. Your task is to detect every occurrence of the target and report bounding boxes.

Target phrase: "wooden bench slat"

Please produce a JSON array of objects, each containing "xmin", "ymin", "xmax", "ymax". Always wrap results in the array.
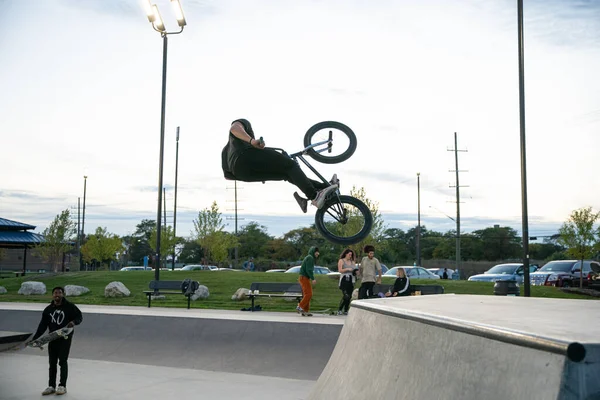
[{"xmin": 249, "ymin": 282, "xmax": 302, "ymax": 293}]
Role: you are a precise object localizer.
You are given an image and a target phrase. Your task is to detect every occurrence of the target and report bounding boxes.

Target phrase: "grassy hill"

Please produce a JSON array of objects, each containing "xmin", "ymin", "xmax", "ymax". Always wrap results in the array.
[{"xmin": 0, "ymin": 271, "xmax": 596, "ymax": 312}]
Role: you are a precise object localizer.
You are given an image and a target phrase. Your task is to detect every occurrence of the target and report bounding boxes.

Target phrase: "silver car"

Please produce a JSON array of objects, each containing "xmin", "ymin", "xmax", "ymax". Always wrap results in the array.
[
  {"xmin": 383, "ymin": 266, "xmax": 440, "ymax": 280},
  {"xmin": 468, "ymin": 263, "xmax": 537, "ymax": 283}
]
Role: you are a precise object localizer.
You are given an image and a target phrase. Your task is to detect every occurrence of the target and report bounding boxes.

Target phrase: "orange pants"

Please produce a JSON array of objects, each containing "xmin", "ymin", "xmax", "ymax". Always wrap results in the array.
[{"xmin": 298, "ymin": 276, "xmax": 313, "ymax": 312}]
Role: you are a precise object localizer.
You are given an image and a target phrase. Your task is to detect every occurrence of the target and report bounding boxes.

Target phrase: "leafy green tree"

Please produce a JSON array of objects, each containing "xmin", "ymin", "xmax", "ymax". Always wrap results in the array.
[
  {"xmin": 178, "ymin": 239, "xmax": 204, "ymax": 264},
  {"xmin": 237, "ymin": 222, "xmax": 273, "ymax": 258},
  {"xmin": 35, "ymin": 209, "xmax": 76, "ymax": 272},
  {"xmin": 263, "ymin": 238, "xmax": 298, "ymax": 261},
  {"xmin": 206, "ymin": 231, "xmax": 239, "ymax": 265},
  {"xmin": 557, "ymin": 207, "xmax": 600, "ymax": 288},
  {"xmin": 529, "ymin": 242, "xmax": 565, "ymax": 261},
  {"xmin": 127, "ymin": 219, "xmax": 155, "ymax": 264},
  {"xmin": 193, "ymin": 201, "xmax": 238, "ymax": 265},
  {"xmin": 81, "ymin": 227, "xmax": 124, "ymax": 270},
  {"xmin": 281, "ymin": 226, "xmax": 325, "ymax": 262},
  {"xmin": 149, "ymin": 225, "xmax": 178, "ymax": 268},
  {"xmin": 472, "ymin": 226, "xmax": 521, "ymax": 261},
  {"xmin": 380, "ymin": 228, "xmax": 411, "ymax": 264}
]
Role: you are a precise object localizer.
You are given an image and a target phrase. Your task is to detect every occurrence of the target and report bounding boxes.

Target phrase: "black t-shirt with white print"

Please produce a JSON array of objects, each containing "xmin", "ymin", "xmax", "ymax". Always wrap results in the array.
[{"xmin": 32, "ymin": 298, "xmax": 83, "ymax": 340}]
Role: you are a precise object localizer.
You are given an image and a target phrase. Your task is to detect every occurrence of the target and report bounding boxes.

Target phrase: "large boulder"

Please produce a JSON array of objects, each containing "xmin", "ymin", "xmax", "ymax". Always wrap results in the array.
[
  {"xmin": 65, "ymin": 285, "xmax": 90, "ymax": 297},
  {"xmin": 191, "ymin": 285, "xmax": 209, "ymax": 301},
  {"xmin": 104, "ymin": 281, "xmax": 131, "ymax": 297},
  {"xmin": 231, "ymin": 288, "xmax": 251, "ymax": 301},
  {"xmin": 18, "ymin": 281, "xmax": 46, "ymax": 295},
  {"xmin": 0, "ymin": 286, "xmax": 7, "ymax": 294}
]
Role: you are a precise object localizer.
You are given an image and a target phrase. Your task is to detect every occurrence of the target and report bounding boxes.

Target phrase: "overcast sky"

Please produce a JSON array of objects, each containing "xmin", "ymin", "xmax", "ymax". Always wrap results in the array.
[{"xmin": 1, "ymin": 0, "xmax": 599, "ymax": 239}]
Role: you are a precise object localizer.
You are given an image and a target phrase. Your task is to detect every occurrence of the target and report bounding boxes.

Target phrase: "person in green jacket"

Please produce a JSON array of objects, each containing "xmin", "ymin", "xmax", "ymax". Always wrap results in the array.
[{"xmin": 297, "ymin": 246, "xmax": 319, "ymax": 316}]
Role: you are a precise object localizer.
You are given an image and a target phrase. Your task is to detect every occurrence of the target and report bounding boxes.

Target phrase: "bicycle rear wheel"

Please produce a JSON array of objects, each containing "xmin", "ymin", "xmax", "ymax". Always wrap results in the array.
[
  {"xmin": 314, "ymin": 195, "xmax": 373, "ymax": 245},
  {"xmin": 303, "ymin": 121, "xmax": 357, "ymax": 164}
]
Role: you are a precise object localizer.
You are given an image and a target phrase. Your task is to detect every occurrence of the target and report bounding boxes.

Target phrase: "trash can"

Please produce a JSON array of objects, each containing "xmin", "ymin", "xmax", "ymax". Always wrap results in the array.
[{"xmin": 493, "ymin": 280, "xmax": 520, "ymax": 296}]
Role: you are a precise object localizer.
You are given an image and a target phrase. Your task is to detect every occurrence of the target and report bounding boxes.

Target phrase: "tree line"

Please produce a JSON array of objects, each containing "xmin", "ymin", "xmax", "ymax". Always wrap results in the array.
[{"xmin": 32, "ymin": 186, "xmax": 600, "ymax": 272}]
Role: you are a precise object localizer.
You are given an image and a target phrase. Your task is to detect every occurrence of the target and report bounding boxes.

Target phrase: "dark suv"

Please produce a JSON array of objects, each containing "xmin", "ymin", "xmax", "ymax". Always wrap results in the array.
[{"xmin": 529, "ymin": 260, "xmax": 600, "ymax": 288}]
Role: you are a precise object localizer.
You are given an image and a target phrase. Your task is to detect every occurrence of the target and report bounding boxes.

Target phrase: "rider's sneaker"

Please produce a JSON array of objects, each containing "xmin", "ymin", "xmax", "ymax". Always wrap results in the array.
[
  {"xmin": 311, "ymin": 184, "xmax": 338, "ymax": 209},
  {"xmin": 336, "ymin": 310, "xmax": 343, "ymax": 316},
  {"xmin": 56, "ymin": 386, "xmax": 67, "ymax": 395},
  {"xmin": 293, "ymin": 192, "xmax": 308, "ymax": 213},
  {"xmin": 302, "ymin": 312, "xmax": 313, "ymax": 317},
  {"xmin": 330, "ymin": 174, "xmax": 339, "ymax": 189},
  {"xmin": 42, "ymin": 387, "xmax": 55, "ymax": 396},
  {"xmin": 296, "ymin": 306, "xmax": 304, "ymax": 314}
]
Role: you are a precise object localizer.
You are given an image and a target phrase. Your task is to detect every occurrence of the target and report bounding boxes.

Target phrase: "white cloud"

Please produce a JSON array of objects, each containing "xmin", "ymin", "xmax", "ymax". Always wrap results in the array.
[{"xmin": 0, "ymin": 0, "xmax": 598, "ymax": 238}]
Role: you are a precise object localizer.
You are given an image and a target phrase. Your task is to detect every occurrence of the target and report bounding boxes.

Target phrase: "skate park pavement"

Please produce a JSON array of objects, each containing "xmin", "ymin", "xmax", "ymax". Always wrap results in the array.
[
  {"xmin": 2, "ymin": 296, "xmax": 600, "ymax": 400},
  {"xmin": 0, "ymin": 303, "xmax": 344, "ymax": 400}
]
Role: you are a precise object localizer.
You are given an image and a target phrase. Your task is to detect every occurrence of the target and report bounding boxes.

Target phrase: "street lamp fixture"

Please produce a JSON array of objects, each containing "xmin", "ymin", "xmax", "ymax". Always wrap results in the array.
[{"xmin": 143, "ymin": 0, "xmax": 187, "ymax": 284}]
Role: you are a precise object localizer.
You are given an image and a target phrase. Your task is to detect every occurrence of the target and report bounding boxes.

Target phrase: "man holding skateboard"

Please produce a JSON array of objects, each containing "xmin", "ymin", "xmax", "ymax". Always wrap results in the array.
[{"xmin": 32, "ymin": 286, "xmax": 83, "ymax": 396}]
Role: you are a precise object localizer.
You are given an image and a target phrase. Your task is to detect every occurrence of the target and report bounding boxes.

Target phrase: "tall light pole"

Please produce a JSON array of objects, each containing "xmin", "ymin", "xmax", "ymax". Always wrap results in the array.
[
  {"xmin": 80, "ymin": 174, "xmax": 88, "ymax": 271},
  {"xmin": 143, "ymin": 0, "xmax": 187, "ymax": 283},
  {"xmin": 517, "ymin": 0, "xmax": 531, "ymax": 297},
  {"xmin": 416, "ymin": 173, "xmax": 421, "ymax": 267},
  {"xmin": 172, "ymin": 127, "xmax": 180, "ymax": 270}
]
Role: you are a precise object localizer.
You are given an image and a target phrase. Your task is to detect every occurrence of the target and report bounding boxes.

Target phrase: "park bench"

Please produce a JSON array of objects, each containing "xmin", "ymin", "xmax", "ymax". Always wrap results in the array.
[
  {"xmin": 144, "ymin": 279, "xmax": 199, "ymax": 309},
  {"xmin": 247, "ymin": 282, "xmax": 303, "ymax": 312},
  {"xmin": 371, "ymin": 283, "xmax": 444, "ymax": 297}
]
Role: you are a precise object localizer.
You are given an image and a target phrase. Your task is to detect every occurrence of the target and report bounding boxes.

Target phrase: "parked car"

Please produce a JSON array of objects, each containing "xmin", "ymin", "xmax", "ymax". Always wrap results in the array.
[
  {"xmin": 427, "ymin": 268, "xmax": 456, "ymax": 280},
  {"xmin": 530, "ymin": 260, "xmax": 600, "ymax": 288},
  {"xmin": 265, "ymin": 269, "xmax": 287, "ymax": 273},
  {"xmin": 177, "ymin": 265, "xmax": 218, "ymax": 271},
  {"xmin": 120, "ymin": 266, "xmax": 151, "ymax": 271},
  {"xmin": 468, "ymin": 263, "xmax": 538, "ymax": 283},
  {"xmin": 285, "ymin": 265, "xmax": 332, "ymax": 275},
  {"xmin": 383, "ymin": 266, "xmax": 440, "ymax": 280}
]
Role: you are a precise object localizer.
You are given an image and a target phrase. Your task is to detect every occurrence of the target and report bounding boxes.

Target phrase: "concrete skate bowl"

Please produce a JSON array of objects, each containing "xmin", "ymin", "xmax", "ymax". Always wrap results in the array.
[
  {"xmin": 0, "ymin": 309, "xmax": 342, "ymax": 381},
  {"xmin": 308, "ymin": 295, "xmax": 600, "ymax": 400}
]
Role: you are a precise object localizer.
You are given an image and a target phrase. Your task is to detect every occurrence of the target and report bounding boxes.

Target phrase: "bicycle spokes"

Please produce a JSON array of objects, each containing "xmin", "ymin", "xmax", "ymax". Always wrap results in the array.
[
  {"xmin": 316, "ymin": 195, "xmax": 373, "ymax": 245},
  {"xmin": 303, "ymin": 121, "xmax": 357, "ymax": 165}
]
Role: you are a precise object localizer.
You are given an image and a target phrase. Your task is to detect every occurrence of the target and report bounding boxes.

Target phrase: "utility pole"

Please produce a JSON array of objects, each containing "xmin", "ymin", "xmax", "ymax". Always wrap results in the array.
[
  {"xmin": 448, "ymin": 133, "xmax": 468, "ymax": 277},
  {"xmin": 77, "ymin": 197, "xmax": 81, "ymax": 270},
  {"xmin": 80, "ymin": 174, "xmax": 88, "ymax": 271},
  {"xmin": 172, "ymin": 127, "xmax": 180, "ymax": 270},
  {"xmin": 517, "ymin": 0, "xmax": 531, "ymax": 297},
  {"xmin": 226, "ymin": 180, "xmax": 244, "ymax": 268},
  {"xmin": 416, "ymin": 173, "xmax": 421, "ymax": 267}
]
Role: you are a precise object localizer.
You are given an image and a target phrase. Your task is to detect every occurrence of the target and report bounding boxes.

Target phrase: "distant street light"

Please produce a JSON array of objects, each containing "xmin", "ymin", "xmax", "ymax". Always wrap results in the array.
[{"xmin": 143, "ymin": 0, "xmax": 186, "ymax": 284}]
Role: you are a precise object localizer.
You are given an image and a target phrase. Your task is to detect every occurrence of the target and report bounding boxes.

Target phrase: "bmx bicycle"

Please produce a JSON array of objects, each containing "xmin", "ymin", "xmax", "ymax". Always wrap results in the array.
[{"xmin": 264, "ymin": 121, "xmax": 373, "ymax": 246}]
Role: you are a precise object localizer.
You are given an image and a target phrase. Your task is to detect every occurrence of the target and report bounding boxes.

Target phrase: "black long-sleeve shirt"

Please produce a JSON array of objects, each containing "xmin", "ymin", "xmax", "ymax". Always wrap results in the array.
[
  {"xmin": 32, "ymin": 298, "xmax": 83, "ymax": 340},
  {"xmin": 392, "ymin": 277, "xmax": 410, "ymax": 296}
]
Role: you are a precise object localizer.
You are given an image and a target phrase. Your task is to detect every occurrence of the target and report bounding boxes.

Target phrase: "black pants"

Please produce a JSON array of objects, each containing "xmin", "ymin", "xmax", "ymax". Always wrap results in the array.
[
  {"xmin": 233, "ymin": 148, "xmax": 327, "ymax": 199},
  {"xmin": 358, "ymin": 282, "xmax": 375, "ymax": 299},
  {"xmin": 48, "ymin": 337, "xmax": 72, "ymax": 388},
  {"xmin": 338, "ymin": 279, "xmax": 354, "ymax": 312}
]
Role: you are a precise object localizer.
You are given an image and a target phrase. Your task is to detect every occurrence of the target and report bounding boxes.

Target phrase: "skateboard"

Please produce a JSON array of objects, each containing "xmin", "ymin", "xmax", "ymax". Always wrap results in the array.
[{"xmin": 28, "ymin": 327, "xmax": 73, "ymax": 350}]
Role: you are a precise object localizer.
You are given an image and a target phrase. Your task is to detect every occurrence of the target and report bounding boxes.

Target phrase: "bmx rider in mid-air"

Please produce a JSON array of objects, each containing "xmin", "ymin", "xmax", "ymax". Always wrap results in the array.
[{"xmin": 221, "ymin": 118, "xmax": 339, "ymax": 213}]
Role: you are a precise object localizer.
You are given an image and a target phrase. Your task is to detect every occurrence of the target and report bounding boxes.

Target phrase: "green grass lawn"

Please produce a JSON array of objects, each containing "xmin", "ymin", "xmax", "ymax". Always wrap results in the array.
[{"xmin": 0, "ymin": 271, "xmax": 597, "ymax": 312}]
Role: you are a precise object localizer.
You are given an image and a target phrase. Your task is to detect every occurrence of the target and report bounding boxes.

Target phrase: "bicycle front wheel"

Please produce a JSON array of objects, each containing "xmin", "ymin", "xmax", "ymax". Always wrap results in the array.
[
  {"xmin": 314, "ymin": 195, "xmax": 373, "ymax": 245},
  {"xmin": 303, "ymin": 121, "xmax": 357, "ymax": 164}
]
